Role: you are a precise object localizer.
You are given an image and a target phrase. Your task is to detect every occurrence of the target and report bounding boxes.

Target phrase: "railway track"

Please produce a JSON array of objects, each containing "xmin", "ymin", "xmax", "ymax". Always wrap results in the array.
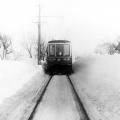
[
  {"xmin": 66, "ymin": 75, "xmax": 90, "ymax": 120},
  {"xmin": 27, "ymin": 75, "xmax": 53, "ymax": 120},
  {"xmin": 27, "ymin": 75, "xmax": 91, "ymax": 120}
]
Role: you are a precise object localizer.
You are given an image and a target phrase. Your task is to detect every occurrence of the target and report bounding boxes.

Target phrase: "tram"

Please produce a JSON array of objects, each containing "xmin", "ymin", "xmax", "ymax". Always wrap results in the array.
[{"xmin": 44, "ymin": 40, "xmax": 72, "ymax": 74}]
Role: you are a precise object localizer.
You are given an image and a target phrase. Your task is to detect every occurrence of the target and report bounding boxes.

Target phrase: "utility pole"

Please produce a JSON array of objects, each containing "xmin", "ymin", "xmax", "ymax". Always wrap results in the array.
[
  {"xmin": 36, "ymin": 5, "xmax": 64, "ymax": 65},
  {"xmin": 38, "ymin": 5, "xmax": 41, "ymax": 65}
]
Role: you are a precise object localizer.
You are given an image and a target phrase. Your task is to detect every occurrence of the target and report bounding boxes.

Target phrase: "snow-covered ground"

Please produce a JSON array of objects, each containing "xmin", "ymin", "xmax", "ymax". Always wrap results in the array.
[
  {"xmin": 0, "ymin": 60, "xmax": 38, "ymax": 104},
  {"xmin": 72, "ymin": 55, "xmax": 120, "ymax": 120},
  {"xmin": 1, "ymin": 55, "xmax": 120, "ymax": 120},
  {"xmin": 0, "ymin": 59, "xmax": 49, "ymax": 120}
]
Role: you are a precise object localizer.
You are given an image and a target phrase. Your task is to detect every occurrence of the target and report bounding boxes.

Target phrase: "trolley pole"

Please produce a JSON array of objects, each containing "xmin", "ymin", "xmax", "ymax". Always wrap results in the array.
[{"xmin": 38, "ymin": 5, "xmax": 41, "ymax": 65}]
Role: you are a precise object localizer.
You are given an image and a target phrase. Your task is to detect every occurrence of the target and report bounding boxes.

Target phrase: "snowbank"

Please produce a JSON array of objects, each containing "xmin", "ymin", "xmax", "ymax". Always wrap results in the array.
[
  {"xmin": 0, "ymin": 59, "xmax": 49, "ymax": 120},
  {"xmin": 0, "ymin": 60, "xmax": 41, "ymax": 104},
  {"xmin": 72, "ymin": 55, "xmax": 120, "ymax": 120}
]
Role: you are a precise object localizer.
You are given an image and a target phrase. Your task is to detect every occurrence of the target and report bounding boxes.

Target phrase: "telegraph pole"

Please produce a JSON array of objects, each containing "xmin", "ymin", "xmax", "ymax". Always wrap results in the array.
[
  {"xmin": 38, "ymin": 5, "xmax": 41, "ymax": 65},
  {"xmin": 36, "ymin": 5, "xmax": 64, "ymax": 65}
]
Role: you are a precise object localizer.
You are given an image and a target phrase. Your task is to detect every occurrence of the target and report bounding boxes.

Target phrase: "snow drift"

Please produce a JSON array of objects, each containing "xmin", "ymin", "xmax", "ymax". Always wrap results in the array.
[
  {"xmin": 0, "ymin": 59, "xmax": 48, "ymax": 120},
  {"xmin": 72, "ymin": 55, "xmax": 120, "ymax": 120},
  {"xmin": 0, "ymin": 60, "xmax": 39, "ymax": 104}
]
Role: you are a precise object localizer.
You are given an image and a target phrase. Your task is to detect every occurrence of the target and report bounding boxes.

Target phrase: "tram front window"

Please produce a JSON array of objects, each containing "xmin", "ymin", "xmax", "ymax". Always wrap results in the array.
[
  {"xmin": 64, "ymin": 44, "xmax": 70, "ymax": 56},
  {"xmin": 56, "ymin": 44, "xmax": 63, "ymax": 56},
  {"xmin": 56, "ymin": 44, "xmax": 70, "ymax": 56}
]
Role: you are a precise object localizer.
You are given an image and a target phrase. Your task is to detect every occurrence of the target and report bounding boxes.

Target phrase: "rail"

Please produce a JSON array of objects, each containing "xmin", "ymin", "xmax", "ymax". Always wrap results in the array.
[
  {"xmin": 26, "ymin": 75, "xmax": 90, "ymax": 120},
  {"xmin": 27, "ymin": 75, "xmax": 53, "ymax": 120},
  {"xmin": 66, "ymin": 75, "xmax": 90, "ymax": 120}
]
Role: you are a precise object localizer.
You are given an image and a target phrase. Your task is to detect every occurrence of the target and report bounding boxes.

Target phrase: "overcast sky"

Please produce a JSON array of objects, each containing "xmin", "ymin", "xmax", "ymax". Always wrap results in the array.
[{"xmin": 0, "ymin": 0, "xmax": 120, "ymax": 54}]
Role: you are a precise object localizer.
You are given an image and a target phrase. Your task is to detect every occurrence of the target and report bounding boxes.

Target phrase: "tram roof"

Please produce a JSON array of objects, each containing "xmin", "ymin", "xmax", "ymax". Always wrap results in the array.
[{"xmin": 48, "ymin": 40, "xmax": 70, "ymax": 43}]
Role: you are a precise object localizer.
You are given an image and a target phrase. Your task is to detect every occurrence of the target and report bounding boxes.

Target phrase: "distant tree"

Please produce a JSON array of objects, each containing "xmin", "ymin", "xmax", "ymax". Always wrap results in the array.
[
  {"xmin": 95, "ymin": 42, "xmax": 116, "ymax": 55},
  {"xmin": 115, "ymin": 41, "xmax": 120, "ymax": 53},
  {"xmin": 23, "ymin": 37, "xmax": 35, "ymax": 58},
  {"xmin": 23, "ymin": 36, "xmax": 47, "ymax": 61},
  {"xmin": 0, "ymin": 33, "xmax": 12, "ymax": 59},
  {"xmin": 34, "ymin": 39, "xmax": 47, "ymax": 61}
]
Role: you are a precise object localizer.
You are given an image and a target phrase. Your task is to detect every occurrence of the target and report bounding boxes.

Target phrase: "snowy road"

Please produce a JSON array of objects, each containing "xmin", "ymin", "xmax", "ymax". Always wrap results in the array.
[{"xmin": 33, "ymin": 75, "xmax": 80, "ymax": 120}]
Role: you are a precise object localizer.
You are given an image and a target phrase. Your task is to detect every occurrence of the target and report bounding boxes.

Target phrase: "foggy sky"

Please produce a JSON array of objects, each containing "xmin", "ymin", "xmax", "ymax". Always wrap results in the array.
[{"xmin": 0, "ymin": 0, "xmax": 120, "ymax": 54}]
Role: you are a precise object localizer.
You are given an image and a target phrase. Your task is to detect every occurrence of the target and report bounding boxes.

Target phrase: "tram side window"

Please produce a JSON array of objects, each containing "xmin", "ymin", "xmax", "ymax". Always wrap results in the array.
[
  {"xmin": 49, "ymin": 44, "xmax": 55, "ymax": 56},
  {"xmin": 64, "ymin": 44, "xmax": 70, "ymax": 56}
]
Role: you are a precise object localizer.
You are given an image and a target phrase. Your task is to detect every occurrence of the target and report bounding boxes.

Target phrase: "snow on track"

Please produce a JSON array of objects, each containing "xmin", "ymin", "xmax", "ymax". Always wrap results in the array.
[
  {"xmin": 27, "ymin": 75, "xmax": 53, "ymax": 120},
  {"xmin": 67, "ymin": 75, "xmax": 90, "ymax": 120},
  {"xmin": 33, "ymin": 75, "xmax": 80, "ymax": 120}
]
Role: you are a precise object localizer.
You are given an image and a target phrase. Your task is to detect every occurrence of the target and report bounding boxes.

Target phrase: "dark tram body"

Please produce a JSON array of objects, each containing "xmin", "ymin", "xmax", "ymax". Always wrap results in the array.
[{"xmin": 44, "ymin": 40, "xmax": 72, "ymax": 74}]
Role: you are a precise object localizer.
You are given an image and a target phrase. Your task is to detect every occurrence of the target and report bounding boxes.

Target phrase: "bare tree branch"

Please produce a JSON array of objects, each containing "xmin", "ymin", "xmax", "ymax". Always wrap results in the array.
[
  {"xmin": 23, "ymin": 35, "xmax": 47, "ymax": 61},
  {"xmin": 95, "ymin": 42, "xmax": 116, "ymax": 55},
  {"xmin": 0, "ymin": 33, "xmax": 12, "ymax": 59}
]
